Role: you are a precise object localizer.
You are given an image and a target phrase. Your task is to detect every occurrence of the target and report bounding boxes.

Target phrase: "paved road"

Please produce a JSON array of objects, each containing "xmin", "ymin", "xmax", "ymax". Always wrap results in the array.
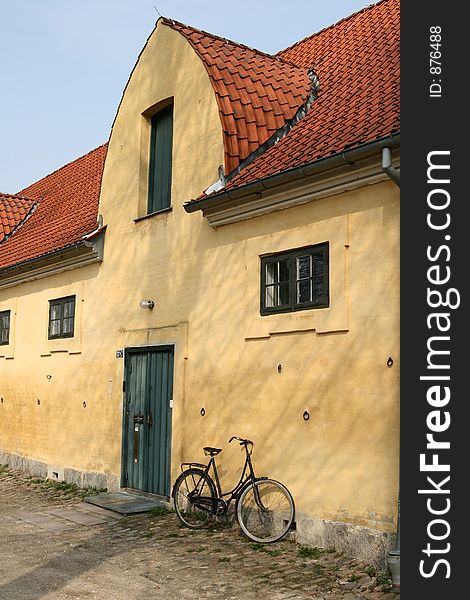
[{"xmin": 0, "ymin": 465, "xmax": 399, "ymax": 599}]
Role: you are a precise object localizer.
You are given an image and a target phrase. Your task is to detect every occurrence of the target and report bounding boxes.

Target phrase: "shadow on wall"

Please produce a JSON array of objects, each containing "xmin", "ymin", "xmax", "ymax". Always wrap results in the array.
[{"xmin": 164, "ymin": 189, "xmax": 401, "ymax": 532}]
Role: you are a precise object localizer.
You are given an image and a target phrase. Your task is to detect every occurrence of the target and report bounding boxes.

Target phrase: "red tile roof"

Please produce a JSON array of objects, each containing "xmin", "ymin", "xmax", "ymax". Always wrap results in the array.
[
  {"xmin": 0, "ymin": 193, "xmax": 37, "ymax": 243},
  {"xmin": 208, "ymin": 0, "xmax": 400, "ymax": 193},
  {"xmin": 163, "ymin": 18, "xmax": 312, "ymax": 176},
  {"xmin": 1, "ymin": 0, "xmax": 399, "ymax": 270},
  {"xmin": 0, "ymin": 144, "xmax": 107, "ymax": 270}
]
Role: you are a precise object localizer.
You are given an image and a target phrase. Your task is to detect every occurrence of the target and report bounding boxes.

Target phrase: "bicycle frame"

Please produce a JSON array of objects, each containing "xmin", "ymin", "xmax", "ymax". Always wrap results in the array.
[{"xmin": 180, "ymin": 441, "xmax": 268, "ymax": 514}]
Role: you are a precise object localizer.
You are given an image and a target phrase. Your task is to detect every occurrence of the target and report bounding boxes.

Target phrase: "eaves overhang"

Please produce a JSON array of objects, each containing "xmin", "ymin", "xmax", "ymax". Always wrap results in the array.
[
  {"xmin": 0, "ymin": 228, "xmax": 106, "ymax": 290},
  {"xmin": 184, "ymin": 133, "xmax": 400, "ymax": 227}
]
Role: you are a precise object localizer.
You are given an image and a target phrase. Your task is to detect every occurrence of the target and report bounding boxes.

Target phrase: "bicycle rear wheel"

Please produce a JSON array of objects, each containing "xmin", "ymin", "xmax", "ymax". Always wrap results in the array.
[
  {"xmin": 173, "ymin": 468, "xmax": 216, "ymax": 528},
  {"xmin": 236, "ymin": 478, "xmax": 295, "ymax": 543}
]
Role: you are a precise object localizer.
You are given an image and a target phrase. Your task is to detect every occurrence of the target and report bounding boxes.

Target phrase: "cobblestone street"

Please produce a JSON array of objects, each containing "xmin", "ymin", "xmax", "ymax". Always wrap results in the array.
[{"xmin": 0, "ymin": 465, "xmax": 399, "ymax": 600}]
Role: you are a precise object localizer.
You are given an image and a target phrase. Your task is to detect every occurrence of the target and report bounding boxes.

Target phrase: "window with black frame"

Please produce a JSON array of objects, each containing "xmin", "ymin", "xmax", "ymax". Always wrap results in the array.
[
  {"xmin": 48, "ymin": 296, "xmax": 75, "ymax": 339},
  {"xmin": 260, "ymin": 243, "xmax": 329, "ymax": 315},
  {"xmin": 0, "ymin": 310, "xmax": 10, "ymax": 345}
]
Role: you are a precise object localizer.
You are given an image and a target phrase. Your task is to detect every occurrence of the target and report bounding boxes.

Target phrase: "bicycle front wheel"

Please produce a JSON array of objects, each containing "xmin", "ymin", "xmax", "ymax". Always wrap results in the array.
[
  {"xmin": 173, "ymin": 468, "xmax": 216, "ymax": 528},
  {"xmin": 236, "ymin": 478, "xmax": 295, "ymax": 543}
]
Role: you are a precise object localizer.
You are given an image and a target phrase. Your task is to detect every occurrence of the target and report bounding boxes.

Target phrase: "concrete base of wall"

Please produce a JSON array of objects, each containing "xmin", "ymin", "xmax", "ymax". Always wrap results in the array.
[
  {"xmin": 0, "ymin": 450, "xmax": 120, "ymax": 493},
  {"xmin": 296, "ymin": 512, "xmax": 397, "ymax": 568},
  {"xmin": 0, "ymin": 450, "xmax": 47, "ymax": 478}
]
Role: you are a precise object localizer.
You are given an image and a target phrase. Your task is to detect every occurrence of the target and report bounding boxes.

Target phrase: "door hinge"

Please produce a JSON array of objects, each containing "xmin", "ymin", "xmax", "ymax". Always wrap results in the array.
[
  {"xmin": 122, "ymin": 380, "xmax": 126, "ymax": 393},
  {"xmin": 169, "ymin": 399, "xmax": 174, "ymax": 408}
]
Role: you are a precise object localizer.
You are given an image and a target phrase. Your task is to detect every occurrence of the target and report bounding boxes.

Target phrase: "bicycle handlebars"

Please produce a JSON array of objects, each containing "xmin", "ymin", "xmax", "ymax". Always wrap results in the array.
[{"xmin": 228, "ymin": 436, "xmax": 253, "ymax": 446}]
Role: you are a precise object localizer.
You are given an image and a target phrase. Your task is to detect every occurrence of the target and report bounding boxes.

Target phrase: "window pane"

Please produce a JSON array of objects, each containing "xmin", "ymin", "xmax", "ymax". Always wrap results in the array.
[
  {"xmin": 265, "ymin": 282, "xmax": 290, "ymax": 308},
  {"xmin": 50, "ymin": 304, "xmax": 61, "ymax": 320},
  {"xmin": 50, "ymin": 320, "xmax": 60, "ymax": 337},
  {"xmin": 278, "ymin": 283, "xmax": 290, "ymax": 306},
  {"xmin": 266, "ymin": 259, "xmax": 289, "ymax": 285},
  {"xmin": 0, "ymin": 312, "xmax": 9, "ymax": 344},
  {"xmin": 297, "ymin": 279, "xmax": 312, "ymax": 303},
  {"xmin": 63, "ymin": 299, "xmax": 74, "ymax": 318},
  {"xmin": 266, "ymin": 263, "xmax": 276, "ymax": 286},
  {"xmin": 63, "ymin": 317, "xmax": 74, "ymax": 335},
  {"xmin": 312, "ymin": 253, "xmax": 327, "ymax": 302},
  {"xmin": 1, "ymin": 312, "xmax": 9, "ymax": 330},
  {"xmin": 278, "ymin": 260, "xmax": 289, "ymax": 283},
  {"xmin": 265, "ymin": 284, "xmax": 276, "ymax": 307},
  {"xmin": 297, "ymin": 255, "xmax": 312, "ymax": 280}
]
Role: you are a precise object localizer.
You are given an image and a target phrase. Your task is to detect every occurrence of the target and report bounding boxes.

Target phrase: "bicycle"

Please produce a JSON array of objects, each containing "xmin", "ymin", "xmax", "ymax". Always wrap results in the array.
[{"xmin": 172, "ymin": 436, "xmax": 295, "ymax": 543}]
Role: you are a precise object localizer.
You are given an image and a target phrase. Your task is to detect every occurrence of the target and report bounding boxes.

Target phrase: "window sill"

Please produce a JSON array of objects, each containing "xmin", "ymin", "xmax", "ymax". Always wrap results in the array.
[
  {"xmin": 260, "ymin": 304, "xmax": 329, "ymax": 317},
  {"xmin": 134, "ymin": 207, "xmax": 172, "ymax": 223}
]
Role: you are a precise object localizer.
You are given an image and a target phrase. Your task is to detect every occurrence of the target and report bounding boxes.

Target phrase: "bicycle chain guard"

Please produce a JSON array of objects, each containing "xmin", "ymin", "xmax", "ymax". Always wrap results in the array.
[{"xmin": 216, "ymin": 498, "xmax": 228, "ymax": 516}]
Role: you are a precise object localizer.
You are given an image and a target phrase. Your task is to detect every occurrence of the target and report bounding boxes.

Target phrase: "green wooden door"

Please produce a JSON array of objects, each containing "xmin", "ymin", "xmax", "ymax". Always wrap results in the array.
[{"xmin": 122, "ymin": 346, "xmax": 174, "ymax": 496}]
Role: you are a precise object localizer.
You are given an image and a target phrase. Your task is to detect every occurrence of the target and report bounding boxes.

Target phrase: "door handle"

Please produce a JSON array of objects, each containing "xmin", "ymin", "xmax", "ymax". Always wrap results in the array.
[
  {"xmin": 133, "ymin": 428, "xmax": 139, "ymax": 463},
  {"xmin": 147, "ymin": 412, "xmax": 153, "ymax": 427}
]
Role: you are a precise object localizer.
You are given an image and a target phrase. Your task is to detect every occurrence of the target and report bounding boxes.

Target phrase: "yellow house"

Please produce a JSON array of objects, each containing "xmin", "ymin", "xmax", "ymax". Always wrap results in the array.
[{"xmin": 0, "ymin": 0, "xmax": 400, "ymax": 563}]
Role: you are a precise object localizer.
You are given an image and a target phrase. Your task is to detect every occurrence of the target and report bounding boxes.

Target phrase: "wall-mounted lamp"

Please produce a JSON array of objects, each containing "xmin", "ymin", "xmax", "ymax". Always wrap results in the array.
[{"xmin": 139, "ymin": 300, "xmax": 154, "ymax": 310}]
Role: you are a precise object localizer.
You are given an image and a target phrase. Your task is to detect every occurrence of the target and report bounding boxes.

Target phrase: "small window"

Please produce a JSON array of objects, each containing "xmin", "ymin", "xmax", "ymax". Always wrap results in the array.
[
  {"xmin": 0, "ymin": 310, "xmax": 10, "ymax": 345},
  {"xmin": 260, "ymin": 244, "xmax": 329, "ymax": 315},
  {"xmin": 148, "ymin": 103, "xmax": 173, "ymax": 214},
  {"xmin": 48, "ymin": 296, "xmax": 75, "ymax": 339}
]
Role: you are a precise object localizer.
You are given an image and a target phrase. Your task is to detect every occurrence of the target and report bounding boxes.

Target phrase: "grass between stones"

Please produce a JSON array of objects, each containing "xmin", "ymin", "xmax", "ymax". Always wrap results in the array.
[{"xmin": 28, "ymin": 477, "xmax": 107, "ymax": 499}]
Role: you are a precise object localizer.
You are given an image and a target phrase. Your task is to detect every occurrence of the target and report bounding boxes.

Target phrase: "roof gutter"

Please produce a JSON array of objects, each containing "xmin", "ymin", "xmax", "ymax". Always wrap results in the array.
[
  {"xmin": 185, "ymin": 133, "xmax": 400, "ymax": 213},
  {"xmin": 0, "ymin": 229, "xmax": 105, "ymax": 290}
]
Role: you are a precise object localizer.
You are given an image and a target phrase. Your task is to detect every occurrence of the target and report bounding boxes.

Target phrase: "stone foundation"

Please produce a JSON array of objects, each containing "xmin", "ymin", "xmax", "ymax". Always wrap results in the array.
[
  {"xmin": 0, "ymin": 450, "xmax": 119, "ymax": 492},
  {"xmin": 295, "ymin": 512, "xmax": 397, "ymax": 568}
]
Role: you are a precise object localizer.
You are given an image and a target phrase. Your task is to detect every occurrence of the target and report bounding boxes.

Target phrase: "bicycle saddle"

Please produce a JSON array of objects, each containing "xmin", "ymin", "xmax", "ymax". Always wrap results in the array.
[{"xmin": 203, "ymin": 446, "xmax": 222, "ymax": 456}]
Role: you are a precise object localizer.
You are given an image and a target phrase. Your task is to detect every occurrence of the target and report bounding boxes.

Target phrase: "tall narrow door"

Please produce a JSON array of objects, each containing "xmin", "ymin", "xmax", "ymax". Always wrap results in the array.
[{"xmin": 122, "ymin": 346, "xmax": 174, "ymax": 496}]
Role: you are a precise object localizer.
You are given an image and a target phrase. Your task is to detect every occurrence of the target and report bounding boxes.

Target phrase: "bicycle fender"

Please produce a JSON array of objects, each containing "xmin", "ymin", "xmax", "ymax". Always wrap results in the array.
[{"xmin": 171, "ymin": 467, "xmax": 207, "ymax": 498}]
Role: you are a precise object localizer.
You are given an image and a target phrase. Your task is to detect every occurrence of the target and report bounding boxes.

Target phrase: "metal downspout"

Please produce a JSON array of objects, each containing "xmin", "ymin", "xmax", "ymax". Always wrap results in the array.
[
  {"xmin": 396, "ymin": 494, "xmax": 400, "ymax": 552},
  {"xmin": 382, "ymin": 147, "xmax": 400, "ymax": 187},
  {"xmin": 384, "ymin": 143, "xmax": 400, "ymax": 581},
  {"xmin": 379, "ymin": 146, "xmax": 401, "ymax": 582}
]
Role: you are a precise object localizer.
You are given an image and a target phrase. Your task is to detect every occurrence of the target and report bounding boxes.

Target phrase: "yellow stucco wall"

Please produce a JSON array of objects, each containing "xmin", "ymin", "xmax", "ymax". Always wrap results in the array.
[
  {"xmin": 0, "ymin": 265, "xmax": 123, "ymax": 476},
  {"xmin": 0, "ymin": 20, "xmax": 399, "ymax": 537}
]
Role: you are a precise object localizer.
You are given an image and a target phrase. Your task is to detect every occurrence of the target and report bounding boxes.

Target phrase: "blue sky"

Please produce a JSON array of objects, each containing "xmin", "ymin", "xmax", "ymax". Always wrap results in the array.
[{"xmin": 1, "ymin": 0, "xmax": 371, "ymax": 193}]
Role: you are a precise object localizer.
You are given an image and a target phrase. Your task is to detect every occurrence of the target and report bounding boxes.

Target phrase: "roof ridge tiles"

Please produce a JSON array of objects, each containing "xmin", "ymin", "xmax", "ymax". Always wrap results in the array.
[{"xmin": 160, "ymin": 17, "xmax": 302, "ymax": 69}]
